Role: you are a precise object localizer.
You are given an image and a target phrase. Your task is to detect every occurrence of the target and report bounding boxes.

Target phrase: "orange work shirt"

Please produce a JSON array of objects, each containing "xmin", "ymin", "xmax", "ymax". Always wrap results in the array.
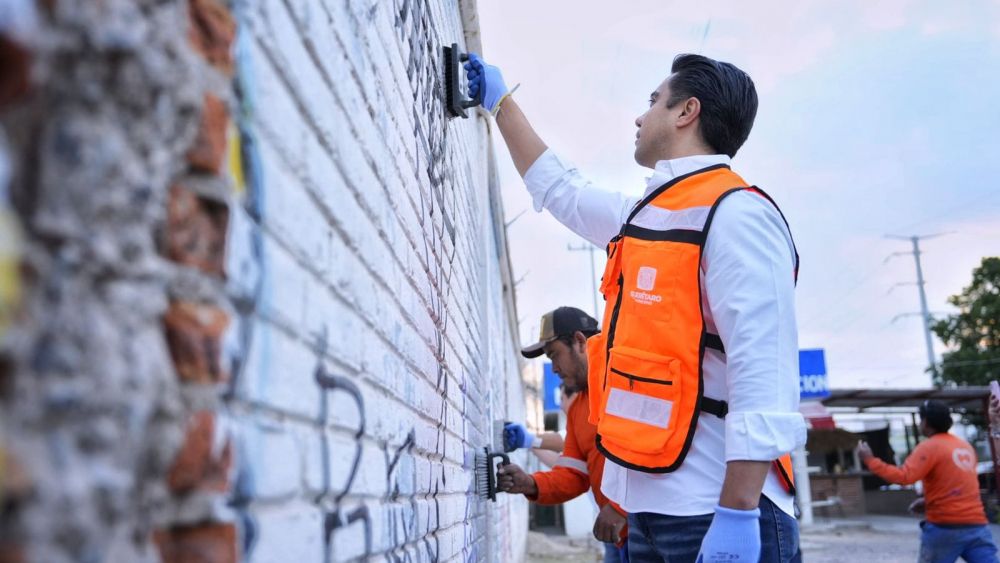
[
  {"xmin": 530, "ymin": 389, "xmax": 626, "ymax": 540},
  {"xmin": 865, "ymin": 432, "xmax": 987, "ymax": 525}
]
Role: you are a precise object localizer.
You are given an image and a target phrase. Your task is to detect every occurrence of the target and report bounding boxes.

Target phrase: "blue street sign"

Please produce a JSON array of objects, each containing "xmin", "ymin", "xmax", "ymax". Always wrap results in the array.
[
  {"xmin": 543, "ymin": 362, "xmax": 561, "ymax": 412},
  {"xmin": 799, "ymin": 348, "xmax": 830, "ymax": 400}
]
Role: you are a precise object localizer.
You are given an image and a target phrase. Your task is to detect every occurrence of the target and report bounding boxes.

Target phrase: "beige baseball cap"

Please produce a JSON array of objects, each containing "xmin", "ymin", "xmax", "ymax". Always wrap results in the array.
[{"xmin": 520, "ymin": 306, "xmax": 599, "ymax": 359}]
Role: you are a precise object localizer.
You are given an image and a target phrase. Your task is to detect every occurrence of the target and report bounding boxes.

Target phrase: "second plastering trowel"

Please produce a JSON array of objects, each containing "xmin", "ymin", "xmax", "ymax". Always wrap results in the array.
[
  {"xmin": 474, "ymin": 447, "xmax": 510, "ymax": 502},
  {"xmin": 443, "ymin": 43, "xmax": 482, "ymax": 118}
]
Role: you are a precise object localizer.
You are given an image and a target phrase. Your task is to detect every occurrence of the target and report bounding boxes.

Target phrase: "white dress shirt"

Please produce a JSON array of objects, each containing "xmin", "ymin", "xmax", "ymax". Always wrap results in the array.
[{"xmin": 523, "ymin": 149, "xmax": 807, "ymax": 516}]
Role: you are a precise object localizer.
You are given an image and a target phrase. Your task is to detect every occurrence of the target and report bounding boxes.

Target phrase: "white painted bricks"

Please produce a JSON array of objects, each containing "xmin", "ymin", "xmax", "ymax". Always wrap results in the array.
[{"xmin": 226, "ymin": 0, "xmax": 529, "ymax": 561}]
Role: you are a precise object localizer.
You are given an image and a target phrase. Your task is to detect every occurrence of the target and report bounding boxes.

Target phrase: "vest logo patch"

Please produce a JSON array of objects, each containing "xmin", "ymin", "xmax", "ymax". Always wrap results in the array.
[
  {"xmin": 631, "ymin": 267, "xmax": 661, "ymax": 305},
  {"xmin": 637, "ymin": 266, "xmax": 657, "ymax": 290}
]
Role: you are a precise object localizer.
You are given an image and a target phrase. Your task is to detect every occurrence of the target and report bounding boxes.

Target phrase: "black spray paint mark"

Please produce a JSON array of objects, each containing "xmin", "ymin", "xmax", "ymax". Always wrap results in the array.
[
  {"xmin": 395, "ymin": 0, "xmax": 457, "ymax": 250},
  {"xmin": 386, "ymin": 429, "xmax": 416, "ymax": 499},
  {"xmin": 229, "ymin": 451, "xmax": 259, "ymax": 556},
  {"xmin": 313, "ymin": 330, "xmax": 373, "ymax": 559},
  {"xmin": 384, "ymin": 428, "xmax": 423, "ymax": 563},
  {"xmin": 396, "ymin": 3, "xmax": 484, "ymax": 559}
]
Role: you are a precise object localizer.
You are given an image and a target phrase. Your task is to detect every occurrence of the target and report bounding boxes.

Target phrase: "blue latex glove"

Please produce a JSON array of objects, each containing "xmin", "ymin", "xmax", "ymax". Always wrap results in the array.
[
  {"xmin": 464, "ymin": 53, "xmax": 510, "ymax": 113},
  {"xmin": 696, "ymin": 505, "xmax": 761, "ymax": 563},
  {"xmin": 503, "ymin": 423, "xmax": 537, "ymax": 452}
]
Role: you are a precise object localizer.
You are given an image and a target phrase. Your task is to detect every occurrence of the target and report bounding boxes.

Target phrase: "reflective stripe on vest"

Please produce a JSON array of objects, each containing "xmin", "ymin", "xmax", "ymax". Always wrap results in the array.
[
  {"xmin": 555, "ymin": 456, "xmax": 589, "ymax": 475},
  {"xmin": 586, "ymin": 164, "xmax": 800, "ymax": 484}
]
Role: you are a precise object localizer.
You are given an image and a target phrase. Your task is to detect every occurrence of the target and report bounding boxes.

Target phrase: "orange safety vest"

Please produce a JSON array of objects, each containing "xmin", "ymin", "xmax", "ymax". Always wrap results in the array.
[{"xmin": 586, "ymin": 164, "xmax": 798, "ymax": 495}]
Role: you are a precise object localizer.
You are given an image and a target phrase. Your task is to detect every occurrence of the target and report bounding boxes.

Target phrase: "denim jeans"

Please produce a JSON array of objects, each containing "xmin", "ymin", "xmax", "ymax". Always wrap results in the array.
[
  {"xmin": 919, "ymin": 521, "xmax": 999, "ymax": 563},
  {"xmin": 604, "ymin": 541, "xmax": 622, "ymax": 563},
  {"xmin": 626, "ymin": 495, "xmax": 800, "ymax": 563}
]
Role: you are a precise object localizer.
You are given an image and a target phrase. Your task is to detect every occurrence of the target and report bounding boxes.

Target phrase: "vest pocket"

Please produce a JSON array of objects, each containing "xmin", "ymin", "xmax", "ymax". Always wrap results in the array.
[
  {"xmin": 599, "ymin": 238, "xmax": 623, "ymax": 299},
  {"xmin": 618, "ymin": 240, "xmax": 686, "ymax": 326},
  {"xmin": 585, "ymin": 332, "xmax": 607, "ymax": 426},
  {"xmin": 598, "ymin": 346, "xmax": 680, "ymax": 454}
]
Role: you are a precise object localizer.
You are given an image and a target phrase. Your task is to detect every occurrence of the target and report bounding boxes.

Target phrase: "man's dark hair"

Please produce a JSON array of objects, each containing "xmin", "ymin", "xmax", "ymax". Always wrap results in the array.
[
  {"xmin": 554, "ymin": 330, "xmax": 598, "ymax": 347},
  {"xmin": 920, "ymin": 400, "xmax": 953, "ymax": 433},
  {"xmin": 666, "ymin": 54, "xmax": 758, "ymax": 158}
]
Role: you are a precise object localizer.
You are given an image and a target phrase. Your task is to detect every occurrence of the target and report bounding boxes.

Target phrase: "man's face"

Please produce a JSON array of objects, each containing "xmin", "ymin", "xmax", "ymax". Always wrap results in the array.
[
  {"xmin": 544, "ymin": 334, "xmax": 588, "ymax": 395},
  {"xmin": 634, "ymin": 76, "xmax": 680, "ymax": 168},
  {"xmin": 919, "ymin": 418, "xmax": 933, "ymax": 438}
]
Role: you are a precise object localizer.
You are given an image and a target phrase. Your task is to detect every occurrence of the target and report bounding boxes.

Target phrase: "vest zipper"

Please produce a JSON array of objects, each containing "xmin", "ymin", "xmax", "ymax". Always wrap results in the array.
[
  {"xmin": 610, "ymin": 367, "xmax": 673, "ymax": 390},
  {"xmin": 603, "ymin": 271, "xmax": 625, "ymax": 391}
]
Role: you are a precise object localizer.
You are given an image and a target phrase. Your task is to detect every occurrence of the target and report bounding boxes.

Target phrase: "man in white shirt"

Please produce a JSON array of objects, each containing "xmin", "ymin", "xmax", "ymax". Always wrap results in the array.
[{"xmin": 466, "ymin": 53, "xmax": 806, "ymax": 562}]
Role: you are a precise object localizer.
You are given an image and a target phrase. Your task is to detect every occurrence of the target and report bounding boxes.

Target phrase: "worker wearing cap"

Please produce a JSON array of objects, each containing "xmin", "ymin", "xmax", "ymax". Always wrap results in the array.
[
  {"xmin": 857, "ymin": 400, "xmax": 998, "ymax": 563},
  {"xmin": 497, "ymin": 307, "xmax": 629, "ymax": 562},
  {"xmin": 467, "ymin": 52, "xmax": 804, "ymax": 562}
]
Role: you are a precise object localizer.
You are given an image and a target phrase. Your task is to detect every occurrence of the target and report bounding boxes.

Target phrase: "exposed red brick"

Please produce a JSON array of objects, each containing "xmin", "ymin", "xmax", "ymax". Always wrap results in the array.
[
  {"xmin": 0, "ymin": 353, "xmax": 14, "ymax": 397},
  {"xmin": 166, "ymin": 411, "xmax": 233, "ymax": 495},
  {"xmin": 0, "ymin": 543, "xmax": 25, "ymax": 563},
  {"xmin": 163, "ymin": 302, "xmax": 230, "ymax": 385},
  {"xmin": 0, "ymin": 451, "xmax": 26, "ymax": 563},
  {"xmin": 188, "ymin": 0, "xmax": 235, "ymax": 75},
  {"xmin": 37, "ymin": 0, "xmax": 57, "ymax": 16},
  {"xmin": 0, "ymin": 35, "xmax": 31, "ymax": 108},
  {"xmin": 186, "ymin": 94, "xmax": 229, "ymax": 174},
  {"xmin": 154, "ymin": 522, "xmax": 238, "ymax": 563},
  {"xmin": 0, "ymin": 451, "xmax": 31, "ymax": 501},
  {"xmin": 165, "ymin": 185, "xmax": 229, "ymax": 277}
]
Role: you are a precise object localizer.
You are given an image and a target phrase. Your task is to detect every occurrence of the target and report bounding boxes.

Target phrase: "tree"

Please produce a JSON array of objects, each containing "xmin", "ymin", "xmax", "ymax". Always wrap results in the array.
[{"xmin": 932, "ymin": 257, "xmax": 1000, "ymax": 386}]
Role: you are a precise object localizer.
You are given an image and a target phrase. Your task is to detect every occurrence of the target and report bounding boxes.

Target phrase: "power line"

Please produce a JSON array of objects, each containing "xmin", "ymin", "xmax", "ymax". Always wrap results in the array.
[
  {"xmin": 884, "ymin": 187, "xmax": 1000, "ymax": 235},
  {"xmin": 940, "ymin": 357, "xmax": 1000, "ymax": 368},
  {"xmin": 807, "ymin": 261, "xmax": 887, "ymax": 329},
  {"xmin": 834, "ymin": 357, "xmax": 1000, "ymax": 389},
  {"xmin": 835, "ymin": 357, "xmax": 1000, "ymax": 372}
]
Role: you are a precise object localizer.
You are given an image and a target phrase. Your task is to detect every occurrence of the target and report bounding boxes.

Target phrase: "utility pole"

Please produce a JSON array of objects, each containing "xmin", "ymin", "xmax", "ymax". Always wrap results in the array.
[
  {"xmin": 885, "ymin": 233, "xmax": 951, "ymax": 384},
  {"xmin": 567, "ymin": 242, "xmax": 601, "ymax": 320}
]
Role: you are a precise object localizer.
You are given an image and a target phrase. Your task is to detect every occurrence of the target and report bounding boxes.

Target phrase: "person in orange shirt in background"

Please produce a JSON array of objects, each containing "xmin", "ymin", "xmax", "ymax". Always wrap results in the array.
[
  {"xmin": 505, "ymin": 385, "xmax": 577, "ymax": 469},
  {"xmin": 497, "ymin": 307, "xmax": 628, "ymax": 562},
  {"xmin": 856, "ymin": 400, "xmax": 998, "ymax": 563}
]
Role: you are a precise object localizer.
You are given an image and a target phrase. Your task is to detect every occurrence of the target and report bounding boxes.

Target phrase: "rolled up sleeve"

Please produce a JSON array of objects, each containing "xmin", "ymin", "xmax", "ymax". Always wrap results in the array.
[
  {"xmin": 703, "ymin": 191, "xmax": 807, "ymax": 462},
  {"xmin": 522, "ymin": 149, "xmax": 635, "ymax": 248}
]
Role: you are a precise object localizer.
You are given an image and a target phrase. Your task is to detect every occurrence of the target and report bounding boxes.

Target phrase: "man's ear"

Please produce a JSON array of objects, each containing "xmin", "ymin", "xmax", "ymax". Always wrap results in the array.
[
  {"xmin": 573, "ymin": 331, "xmax": 588, "ymax": 351},
  {"xmin": 676, "ymin": 96, "xmax": 701, "ymax": 128}
]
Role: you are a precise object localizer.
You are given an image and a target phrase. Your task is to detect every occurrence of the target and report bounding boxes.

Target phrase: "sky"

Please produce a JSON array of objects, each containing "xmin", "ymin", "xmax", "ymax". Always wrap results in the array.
[{"xmin": 478, "ymin": 0, "xmax": 1000, "ymax": 391}]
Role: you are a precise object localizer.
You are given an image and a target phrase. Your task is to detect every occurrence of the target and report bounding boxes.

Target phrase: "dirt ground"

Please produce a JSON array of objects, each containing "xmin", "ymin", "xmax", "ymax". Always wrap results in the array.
[
  {"xmin": 800, "ymin": 524, "xmax": 920, "ymax": 563},
  {"xmin": 525, "ymin": 532, "xmax": 603, "ymax": 563},
  {"xmin": 526, "ymin": 521, "xmax": 927, "ymax": 562}
]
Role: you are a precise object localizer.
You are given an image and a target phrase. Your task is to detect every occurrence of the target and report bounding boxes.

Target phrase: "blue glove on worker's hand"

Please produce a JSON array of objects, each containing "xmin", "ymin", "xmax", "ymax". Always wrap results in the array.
[
  {"xmin": 464, "ymin": 53, "xmax": 510, "ymax": 113},
  {"xmin": 503, "ymin": 423, "xmax": 537, "ymax": 452},
  {"xmin": 696, "ymin": 505, "xmax": 761, "ymax": 563}
]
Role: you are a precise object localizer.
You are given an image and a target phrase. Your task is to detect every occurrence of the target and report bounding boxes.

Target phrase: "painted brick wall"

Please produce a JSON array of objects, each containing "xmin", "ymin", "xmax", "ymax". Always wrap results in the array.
[{"xmin": 0, "ymin": 0, "xmax": 531, "ymax": 561}]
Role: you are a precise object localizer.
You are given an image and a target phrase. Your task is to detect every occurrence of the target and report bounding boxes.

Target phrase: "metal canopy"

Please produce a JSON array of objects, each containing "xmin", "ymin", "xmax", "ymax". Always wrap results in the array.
[{"xmin": 821, "ymin": 387, "xmax": 990, "ymax": 411}]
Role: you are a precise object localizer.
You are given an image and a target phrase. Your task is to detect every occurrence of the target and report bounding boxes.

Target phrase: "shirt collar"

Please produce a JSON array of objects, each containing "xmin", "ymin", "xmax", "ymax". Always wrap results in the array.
[{"xmin": 644, "ymin": 154, "xmax": 731, "ymax": 194}]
